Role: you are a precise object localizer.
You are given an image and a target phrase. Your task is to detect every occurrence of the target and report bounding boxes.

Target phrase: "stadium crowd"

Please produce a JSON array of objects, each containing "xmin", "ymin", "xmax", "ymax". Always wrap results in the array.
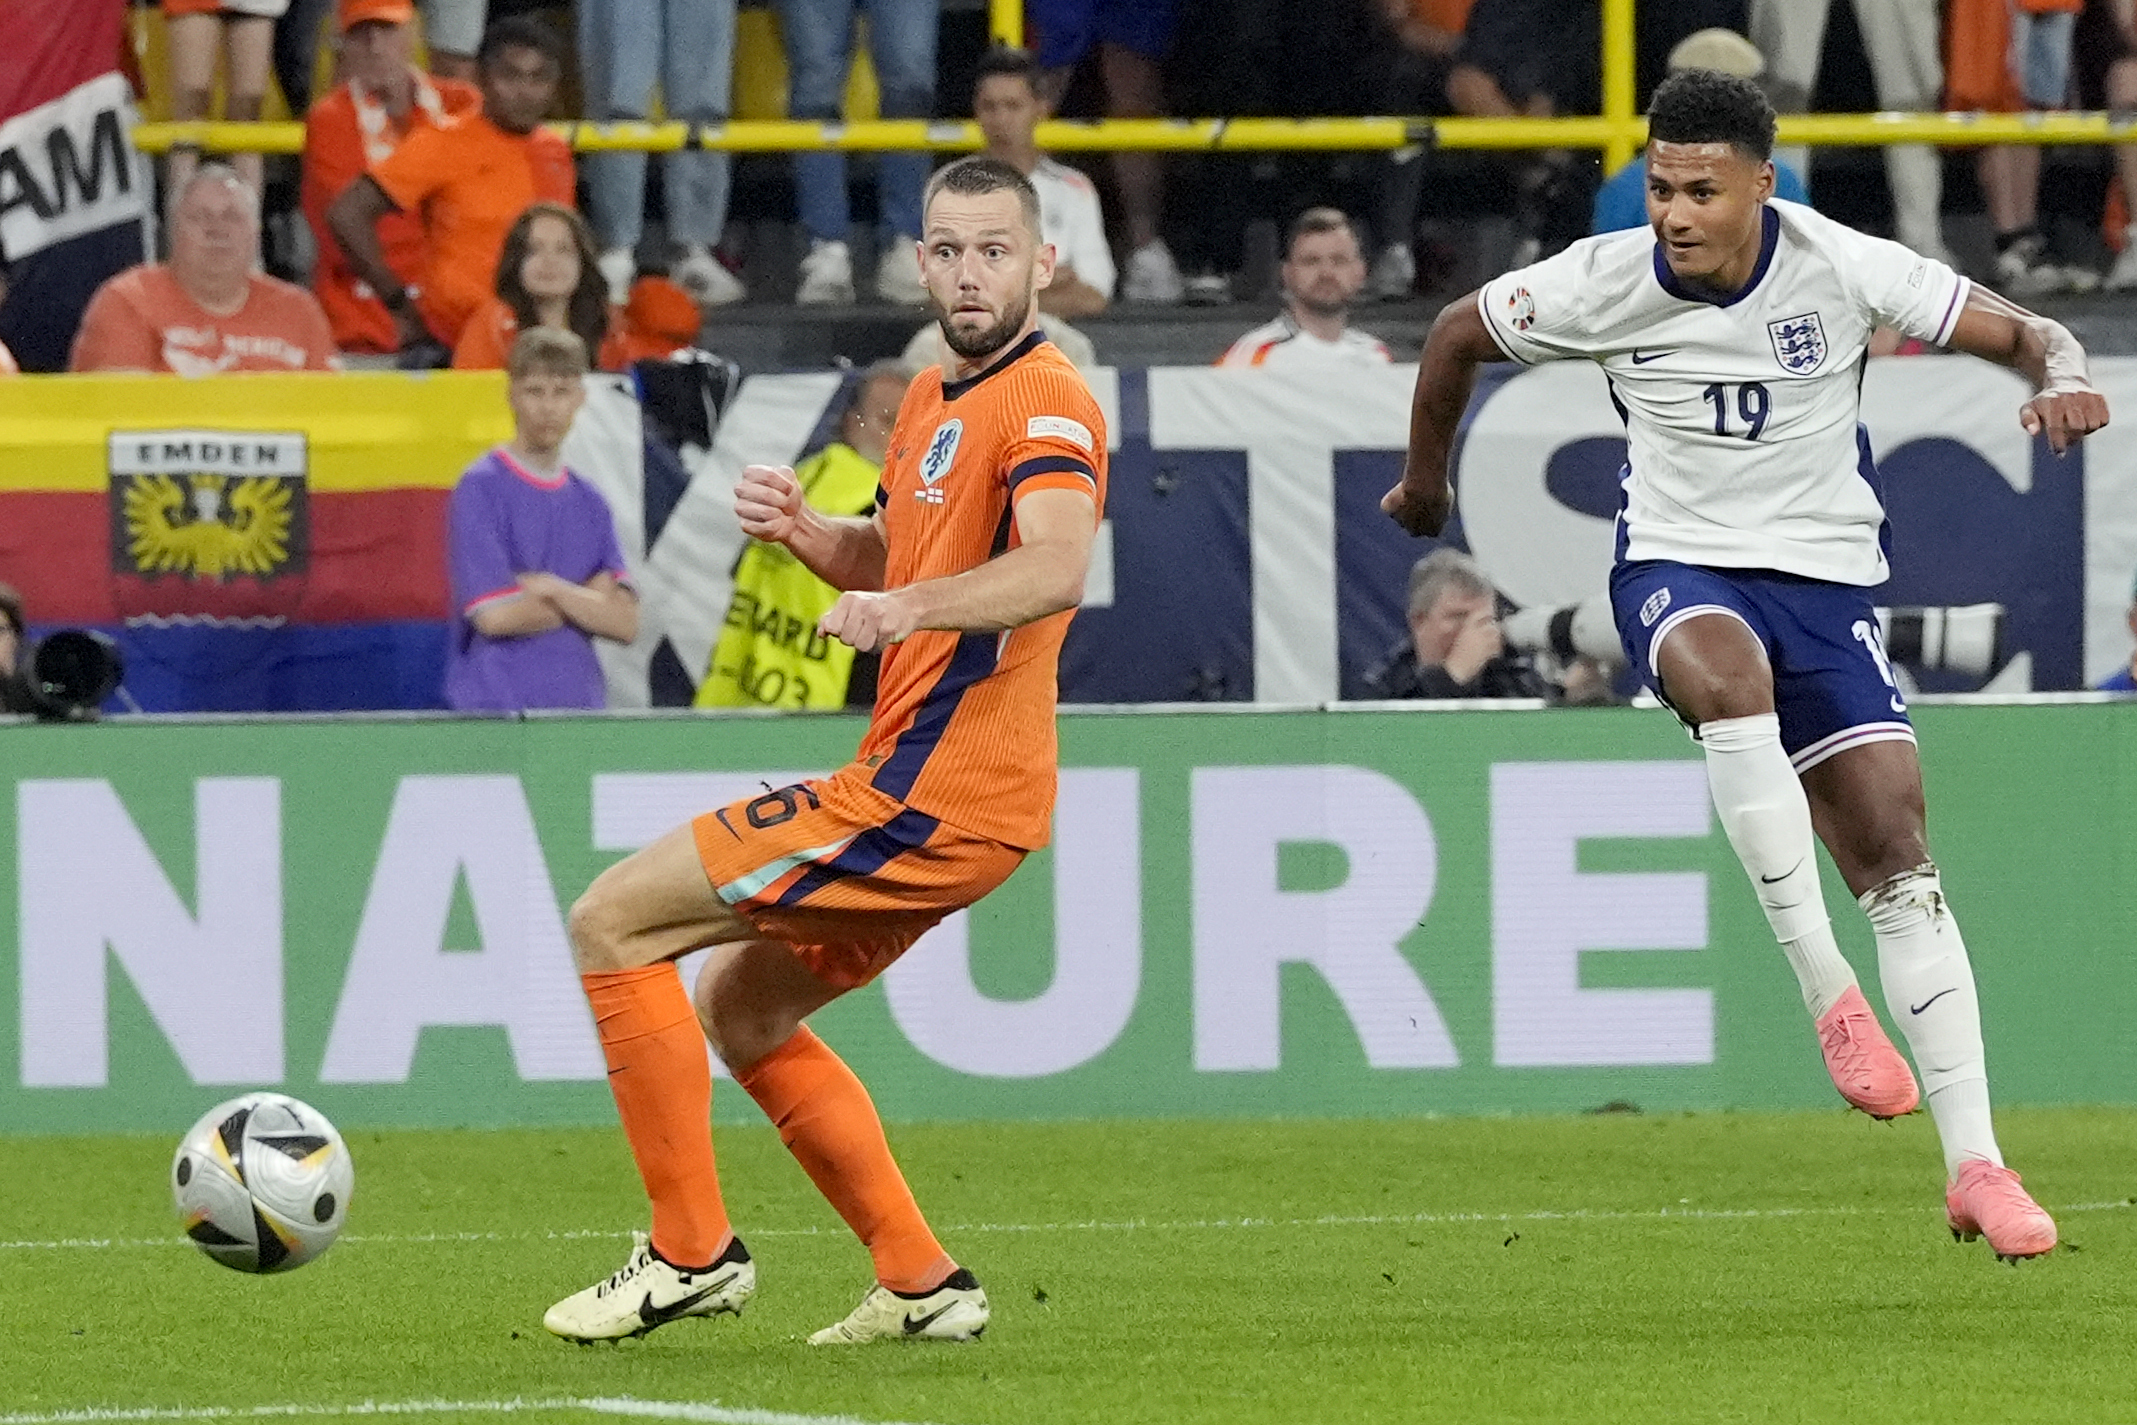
[
  {"xmin": 1, "ymin": 0, "xmax": 2135, "ymax": 714},
  {"xmin": 1, "ymin": 0, "xmax": 2135, "ymax": 379}
]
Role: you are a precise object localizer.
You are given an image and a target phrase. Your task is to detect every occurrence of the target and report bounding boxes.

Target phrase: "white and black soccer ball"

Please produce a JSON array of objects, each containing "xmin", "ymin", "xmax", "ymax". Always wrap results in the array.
[{"xmin": 172, "ymin": 1093, "xmax": 355, "ymax": 1274}]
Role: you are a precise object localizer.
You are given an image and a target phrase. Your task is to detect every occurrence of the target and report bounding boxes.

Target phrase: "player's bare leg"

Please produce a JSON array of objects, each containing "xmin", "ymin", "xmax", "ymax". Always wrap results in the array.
[
  {"xmin": 1655, "ymin": 615, "xmax": 1917, "ymax": 1117},
  {"xmin": 1801, "ymin": 746, "xmax": 2057, "ymax": 1260},
  {"xmin": 693, "ymin": 944, "xmax": 988, "ymax": 1343},
  {"xmin": 543, "ymin": 826, "xmax": 761, "ymax": 1341}
]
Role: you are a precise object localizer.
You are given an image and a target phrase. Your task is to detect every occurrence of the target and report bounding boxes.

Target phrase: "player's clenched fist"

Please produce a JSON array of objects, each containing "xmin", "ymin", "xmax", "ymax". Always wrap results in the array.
[
  {"xmin": 2020, "ymin": 387, "xmax": 2110, "ymax": 456},
  {"xmin": 819, "ymin": 590, "xmax": 918, "ymax": 653},
  {"xmin": 735, "ymin": 463, "xmax": 806, "ymax": 543},
  {"xmin": 1380, "ymin": 477, "xmax": 1451, "ymax": 538}
]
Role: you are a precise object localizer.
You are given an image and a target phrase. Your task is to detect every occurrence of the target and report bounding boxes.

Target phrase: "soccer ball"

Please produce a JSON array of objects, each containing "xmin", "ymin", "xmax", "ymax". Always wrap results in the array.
[{"xmin": 172, "ymin": 1092, "xmax": 355, "ymax": 1273}]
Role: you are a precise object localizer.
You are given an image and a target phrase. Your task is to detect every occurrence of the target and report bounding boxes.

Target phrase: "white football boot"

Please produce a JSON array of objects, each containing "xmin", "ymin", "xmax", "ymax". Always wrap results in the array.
[
  {"xmin": 543, "ymin": 1231, "xmax": 755, "ymax": 1342},
  {"xmin": 807, "ymin": 1267, "xmax": 988, "ymax": 1344}
]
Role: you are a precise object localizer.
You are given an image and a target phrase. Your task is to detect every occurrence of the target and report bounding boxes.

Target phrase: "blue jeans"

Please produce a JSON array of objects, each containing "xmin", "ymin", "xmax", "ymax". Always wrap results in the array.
[
  {"xmin": 775, "ymin": 0, "xmax": 939, "ymax": 243},
  {"xmin": 577, "ymin": 0, "xmax": 738, "ymax": 249}
]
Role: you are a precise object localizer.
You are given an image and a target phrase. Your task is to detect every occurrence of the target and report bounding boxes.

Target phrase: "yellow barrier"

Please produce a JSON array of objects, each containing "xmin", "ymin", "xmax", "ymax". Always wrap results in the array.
[
  {"xmin": 990, "ymin": 0, "xmax": 1022, "ymax": 48},
  {"xmin": 1602, "ymin": 0, "xmax": 1637, "ymax": 170},
  {"xmin": 125, "ymin": 0, "xmax": 2137, "ymax": 160},
  {"xmin": 131, "ymin": 110, "xmax": 2137, "ymax": 157}
]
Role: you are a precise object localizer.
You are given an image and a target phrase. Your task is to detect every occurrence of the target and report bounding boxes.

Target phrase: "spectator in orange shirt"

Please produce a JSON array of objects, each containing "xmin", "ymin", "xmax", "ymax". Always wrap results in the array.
[
  {"xmin": 302, "ymin": 0, "xmax": 480, "ymax": 355},
  {"xmin": 453, "ymin": 202, "xmax": 624, "ymax": 370},
  {"xmin": 325, "ymin": 16, "xmax": 572, "ymax": 354},
  {"xmin": 70, "ymin": 166, "xmax": 338, "ymax": 375}
]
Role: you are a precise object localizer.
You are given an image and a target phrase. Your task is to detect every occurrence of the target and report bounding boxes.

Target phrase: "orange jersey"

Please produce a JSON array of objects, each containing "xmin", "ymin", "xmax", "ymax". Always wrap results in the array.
[
  {"xmin": 856, "ymin": 331, "xmax": 1107, "ymax": 850},
  {"xmin": 301, "ymin": 75, "xmax": 482, "ymax": 354},
  {"xmin": 368, "ymin": 110, "xmax": 576, "ymax": 344}
]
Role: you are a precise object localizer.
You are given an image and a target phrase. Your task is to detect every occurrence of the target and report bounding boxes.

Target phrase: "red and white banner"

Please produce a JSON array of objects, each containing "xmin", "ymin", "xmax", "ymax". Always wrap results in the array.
[{"xmin": 0, "ymin": 0, "xmax": 150, "ymax": 370}]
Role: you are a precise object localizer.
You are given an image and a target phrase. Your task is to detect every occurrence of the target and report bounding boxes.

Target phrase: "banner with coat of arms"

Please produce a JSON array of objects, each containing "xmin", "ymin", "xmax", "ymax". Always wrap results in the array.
[{"xmin": 0, "ymin": 373, "xmax": 504, "ymax": 710}]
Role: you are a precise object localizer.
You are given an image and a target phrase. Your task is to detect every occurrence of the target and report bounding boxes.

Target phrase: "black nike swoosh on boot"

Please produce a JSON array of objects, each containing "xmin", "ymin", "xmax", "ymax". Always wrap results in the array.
[
  {"xmin": 1909, "ymin": 988, "xmax": 1958, "ymax": 1015},
  {"xmin": 638, "ymin": 1279, "xmax": 724, "ymax": 1327},
  {"xmin": 1760, "ymin": 859, "xmax": 1804, "ymax": 885},
  {"xmin": 903, "ymin": 1302, "xmax": 958, "ymax": 1335}
]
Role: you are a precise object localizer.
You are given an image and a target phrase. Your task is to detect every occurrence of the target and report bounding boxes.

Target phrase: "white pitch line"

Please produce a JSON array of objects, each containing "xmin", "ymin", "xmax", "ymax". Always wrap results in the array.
[
  {"xmin": 0, "ymin": 1398, "xmax": 953, "ymax": 1425},
  {"xmin": 3, "ymin": 1198, "xmax": 2131, "ymax": 1255}
]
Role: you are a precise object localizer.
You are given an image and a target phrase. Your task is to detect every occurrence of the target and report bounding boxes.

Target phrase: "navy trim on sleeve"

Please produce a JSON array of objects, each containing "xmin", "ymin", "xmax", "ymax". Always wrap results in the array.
[{"xmin": 1007, "ymin": 454, "xmax": 1096, "ymax": 492}]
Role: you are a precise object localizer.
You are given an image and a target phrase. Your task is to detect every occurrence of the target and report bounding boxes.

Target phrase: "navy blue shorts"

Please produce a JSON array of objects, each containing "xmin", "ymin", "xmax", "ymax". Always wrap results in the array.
[
  {"xmin": 1028, "ymin": 0, "xmax": 1180, "ymax": 67},
  {"xmin": 1608, "ymin": 560, "xmax": 1915, "ymax": 772}
]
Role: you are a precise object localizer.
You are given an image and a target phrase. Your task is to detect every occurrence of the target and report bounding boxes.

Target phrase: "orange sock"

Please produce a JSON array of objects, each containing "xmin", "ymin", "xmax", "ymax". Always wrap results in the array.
[
  {"xmin": 736, "ymin": 1026, "xmax": 953, "ymax": 1293},
  {"xmin": 582, "ymin": 966, "xmax": 732, "ymax": 1269}
]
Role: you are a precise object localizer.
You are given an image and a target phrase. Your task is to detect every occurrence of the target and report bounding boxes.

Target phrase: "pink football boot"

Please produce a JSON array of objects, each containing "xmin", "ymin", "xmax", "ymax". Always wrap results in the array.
[
  {"xmin": 1814, "ymin": 986, "xmax": 1921, "ymax": 1119},
  {"xmin": 1947, "ymin": 1161, "xmax": 2057, "ymax": 1262}
]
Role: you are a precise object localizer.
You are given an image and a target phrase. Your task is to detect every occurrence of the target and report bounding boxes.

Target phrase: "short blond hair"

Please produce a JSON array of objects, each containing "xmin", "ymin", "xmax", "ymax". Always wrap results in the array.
[
  {"xmin": 506, "ymin": 325, "xmax": 588, "ymax": 381},
  {"xmin": 1407, "ymin": 547, "xmax": 1493, "ymax": 617}
]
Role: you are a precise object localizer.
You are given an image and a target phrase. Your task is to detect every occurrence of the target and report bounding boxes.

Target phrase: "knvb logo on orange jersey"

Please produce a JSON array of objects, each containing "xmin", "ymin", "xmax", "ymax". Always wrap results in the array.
[
  {"xmin": 917, "ymin": 418, "xmax": 962, "ymax": 504},
  {"xmin": 106, "ymin": 430, "xmax": 311, "ymax": 627}
]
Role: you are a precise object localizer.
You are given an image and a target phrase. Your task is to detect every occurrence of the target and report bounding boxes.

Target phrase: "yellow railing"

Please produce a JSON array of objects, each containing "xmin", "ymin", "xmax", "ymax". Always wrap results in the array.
[
  {"xmin": 130, "ymin": 110, "xmax": 2137, "ymax": 158},
  {"xmin": 129, "ymin": 0, "xmax": 2137, "ymax": 159},
  {"xmin": 989, "ymin": 0, "xmax": 1022, "ymax": 48}
]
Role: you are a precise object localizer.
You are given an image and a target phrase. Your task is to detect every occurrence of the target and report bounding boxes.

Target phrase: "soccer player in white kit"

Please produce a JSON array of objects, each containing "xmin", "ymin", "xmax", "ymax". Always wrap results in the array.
[{"xmin": 1384, "ymin": 70, "xmax": 2109, "ymax": 1262}]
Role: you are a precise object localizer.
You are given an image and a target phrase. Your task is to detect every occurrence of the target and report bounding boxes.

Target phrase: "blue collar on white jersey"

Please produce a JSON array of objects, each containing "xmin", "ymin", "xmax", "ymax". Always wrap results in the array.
[{"xmin": 1651, "ymin": 204, "xmax": 1780, "ymax": 309}]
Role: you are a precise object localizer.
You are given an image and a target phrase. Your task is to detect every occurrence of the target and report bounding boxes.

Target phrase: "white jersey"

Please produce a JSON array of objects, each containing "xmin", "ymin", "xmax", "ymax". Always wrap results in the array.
[
  {"xmin": 1030, "ymin": 157, "xmax": 1116, "ymax": 302},
  {"xmin": 1477, "ymin": 199, "xmax": 1970, "ymax": 586},
  {"xmin": 1217, "ymin": 312, "xmax": 1392, "ymax": 371}
]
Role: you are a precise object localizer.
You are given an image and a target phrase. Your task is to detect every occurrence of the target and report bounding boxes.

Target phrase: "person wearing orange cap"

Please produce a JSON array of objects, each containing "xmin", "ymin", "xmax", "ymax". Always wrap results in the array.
[{"xmin": 302, "ymin": 0, "xmax": 481, "ymax": 355}]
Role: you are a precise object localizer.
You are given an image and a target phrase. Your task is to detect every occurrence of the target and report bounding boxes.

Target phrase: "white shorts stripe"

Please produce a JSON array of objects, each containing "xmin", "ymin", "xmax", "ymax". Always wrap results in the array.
[
  {"xmin": 1646, "ymin": 603, "xmax": 1756, "ymax": 676},
  {"xmin": 714, "ymin": 835, "xmax": 853, "ymax": 905},
  {"xmin": 1789, "ymin": 721, "xmax": 1916, "ymax": 773}
]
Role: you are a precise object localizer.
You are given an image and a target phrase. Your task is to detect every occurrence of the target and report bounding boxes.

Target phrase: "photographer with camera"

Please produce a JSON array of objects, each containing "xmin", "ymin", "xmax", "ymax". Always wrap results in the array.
[
  {"xmin": 0, "ymin": 582, "xmax": 129, "ymax": 721},
  {"xmin": 1362, "ymin": 549, "xmax": 1548, "ymax": 700},
  {"xmin": 0, "ymin": 583, "xmax": 32, "ymax": 715}
]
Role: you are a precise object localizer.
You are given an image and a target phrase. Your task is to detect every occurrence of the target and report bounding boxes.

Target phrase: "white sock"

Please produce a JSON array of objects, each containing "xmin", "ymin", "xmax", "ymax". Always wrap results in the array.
[
  {"xmin": 1700, "ymin": 714, "xmax": 1858, "ymax": 1017},
  {"xmin": 1860, "ymin": 864, "xmax": 2002, "ymax": 1179}
]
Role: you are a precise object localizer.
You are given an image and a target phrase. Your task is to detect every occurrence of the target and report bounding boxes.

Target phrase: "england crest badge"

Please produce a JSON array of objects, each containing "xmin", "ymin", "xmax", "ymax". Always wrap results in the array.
[{"xmin": 1766, "ymin": 312, "xmax": 1827, "ymax": 375}]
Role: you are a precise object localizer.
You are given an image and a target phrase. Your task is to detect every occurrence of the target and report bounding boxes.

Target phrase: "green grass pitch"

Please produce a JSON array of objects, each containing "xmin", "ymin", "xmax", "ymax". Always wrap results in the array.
[{"xmin": 4, "ymin": 1108, "xmax": 2136, "ymax": 1424}]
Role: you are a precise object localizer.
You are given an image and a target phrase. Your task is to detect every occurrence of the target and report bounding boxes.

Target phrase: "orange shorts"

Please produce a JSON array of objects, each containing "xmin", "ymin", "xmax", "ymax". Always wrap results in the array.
[{"xmin": 692, "ymin": 764, "xmax": 1025, "ymax": 991}]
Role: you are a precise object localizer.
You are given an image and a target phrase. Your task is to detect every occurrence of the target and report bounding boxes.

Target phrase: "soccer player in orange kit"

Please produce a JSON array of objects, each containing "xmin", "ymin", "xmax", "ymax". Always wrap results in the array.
[{"xmin": 544, "ymin": 155, "xmax": 1108, "ymax": 1346}]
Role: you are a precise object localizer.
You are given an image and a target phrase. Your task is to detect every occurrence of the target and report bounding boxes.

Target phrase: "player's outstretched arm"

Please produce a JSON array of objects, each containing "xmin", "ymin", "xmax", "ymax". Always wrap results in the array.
[
  {"xmin": 1382, "ymin": 291, "xmax": 1507, "ymax": 536},
  {"xmin": 818, "ymin": 487, "xmax": 1097, "ymax": 654},
  {"xmin": 1944, "ymin": 286, "xmax": 2110, "ymax": 454},
  {"xmin": 734, "ymin": 463, "xmax": 889, "ymax": 592}
]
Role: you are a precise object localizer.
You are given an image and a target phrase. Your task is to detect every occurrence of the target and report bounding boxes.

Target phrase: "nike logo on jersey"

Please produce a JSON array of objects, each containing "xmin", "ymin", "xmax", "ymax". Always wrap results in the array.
[
  {"xmin": 1630, "ymin": 349, "xmax": 1677, "ymax": 364},
  {"xmin": 1759, "ymin": 859, "xmax": 1803, "ymax": 885},
  {"xmin": 1909, "ymin": 988, "xmax": 1958, "ymax": 1016}
]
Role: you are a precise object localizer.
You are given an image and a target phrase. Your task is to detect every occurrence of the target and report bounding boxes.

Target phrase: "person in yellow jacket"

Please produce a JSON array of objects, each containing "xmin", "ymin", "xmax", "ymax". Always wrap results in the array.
[{"xmin": 696, "ymin": 359, "xmax": 915, "ymax": 709}]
